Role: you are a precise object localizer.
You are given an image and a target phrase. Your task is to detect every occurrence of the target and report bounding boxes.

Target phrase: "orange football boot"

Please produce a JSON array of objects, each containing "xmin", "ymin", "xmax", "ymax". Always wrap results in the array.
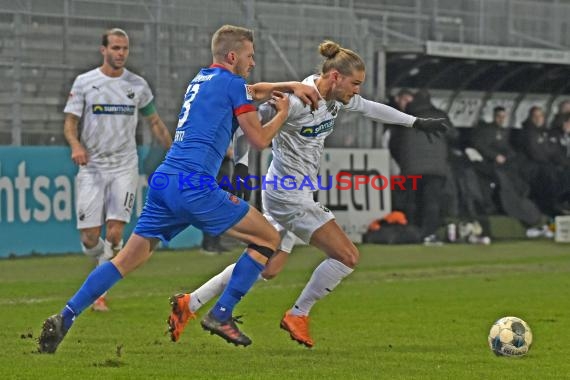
[
  {"xmin": 167, "ymin": 293, "xmax": 196, "ymax": 342},
  {"xmin": 91, "ymin": 296, "xmax": 109, "ymax": 312},
  {"xmin": 280, "ymin": 310, "xmax": 314, "ymax": 348}
]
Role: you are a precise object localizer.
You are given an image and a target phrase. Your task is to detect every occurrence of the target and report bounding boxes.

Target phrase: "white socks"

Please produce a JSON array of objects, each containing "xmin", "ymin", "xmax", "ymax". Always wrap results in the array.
[
  {"xmin": 81, "ymin": 238, "xmax": 104, "ymax": 258},
  {"xmin": 188, "ymin": 263, "xmax": 267, "ymax": 313},
  {"xmin": 185, "ymin": 258, "xmax": 352, "ymax": 317},
  {"xmin": 98, "ymin": 239, "xmax": 123, "ymax": 266},
  {"xmin": 290, "ymin": 258, "xmax": 353, "ymax": 316},
  {"xmin": 81, "ymin": 237, "xmax": 123, "ymax": 266},
  {"xmin": 190, "ymin": 263, "xmax": 236, "ymax": 313}
]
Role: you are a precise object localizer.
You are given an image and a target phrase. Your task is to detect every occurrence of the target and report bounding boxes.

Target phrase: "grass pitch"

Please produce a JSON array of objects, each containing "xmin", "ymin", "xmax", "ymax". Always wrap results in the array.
[{"xmin": 1, "ymin": 241, "xmax": 569, "ymax": 379}]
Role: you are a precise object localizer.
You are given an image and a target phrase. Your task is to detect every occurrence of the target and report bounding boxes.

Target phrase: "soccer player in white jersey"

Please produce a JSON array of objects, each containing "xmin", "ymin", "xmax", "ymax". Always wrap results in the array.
[
  {"xmin": 167, "ymin": 40, "xmax": 447, "ymax": 346},
  {"xmin": 63, "ymin": 28, "xmax": 172, "ymax": 311}
]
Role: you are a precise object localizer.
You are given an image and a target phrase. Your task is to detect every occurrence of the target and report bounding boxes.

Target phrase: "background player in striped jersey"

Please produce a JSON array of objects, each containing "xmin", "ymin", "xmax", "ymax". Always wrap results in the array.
[
  {"xmin": 167, "ymin": 40, "xmax": 447, "ymax": 348},
  {"xmin": 63, "ymin": 28, "xmax": 172, "ymax": 311}
]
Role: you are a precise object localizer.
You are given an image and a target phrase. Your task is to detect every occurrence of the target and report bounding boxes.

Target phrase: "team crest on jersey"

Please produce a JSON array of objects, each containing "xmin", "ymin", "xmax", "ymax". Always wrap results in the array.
[
  {"xmin": 126, "ymin": 88, "xmax": 135, "ymax": 99},
  {"xmin": 327, "ymin": 102, "xmax": 339, "ymax": 116},
  {"xmin": 299, "ymin": 119, "xmax": 335, "ymax": 137},
  {"xmin": 245, "ymin": 85, "xmax": 253, "ymax": 101},
  {"xmin": 229, "ymin": 194, "xmax": 240, "ymax": 205}
]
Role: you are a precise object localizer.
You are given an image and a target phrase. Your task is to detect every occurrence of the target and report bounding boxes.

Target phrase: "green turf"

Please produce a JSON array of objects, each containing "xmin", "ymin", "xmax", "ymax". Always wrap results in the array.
[{"xmin": 1, "ymin": 241, "xmax": 569, "ymax": 379}]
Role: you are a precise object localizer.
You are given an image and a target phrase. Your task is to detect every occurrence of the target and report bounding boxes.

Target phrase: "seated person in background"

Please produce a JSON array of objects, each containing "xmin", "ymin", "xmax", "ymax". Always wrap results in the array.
[
  {"xmin": 519, "ymin": 106, "xmax": 564, "ymax": 216},
  {"xmin": 470, "ymin": 106, "xmax": 552, "ymax": 238},
  {"xmin": 549, "ymin": 99, "xmax": 570, "ymax": 131},
  {"xmin": 548, "ymin": 114, "xmax": 570, "ymax": 214}
]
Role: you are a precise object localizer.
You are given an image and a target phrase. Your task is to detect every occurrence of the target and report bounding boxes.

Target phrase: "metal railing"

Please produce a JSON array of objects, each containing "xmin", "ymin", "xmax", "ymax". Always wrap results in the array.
[{"xmin": 1, "ymin": 0, "xmax": 569, "ymax": 146}]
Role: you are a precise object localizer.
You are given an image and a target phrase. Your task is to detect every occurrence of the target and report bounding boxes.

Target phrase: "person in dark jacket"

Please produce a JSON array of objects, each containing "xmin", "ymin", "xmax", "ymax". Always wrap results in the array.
[
  {"xmin": 521, "ymin": 106, "xmax": 560, "ymax": 164},
  {"xmin": 391, "ymin": 89, "xmax": 455, "ymax": 244},
  {"xmin": 520, "ymin": 106, "xmax": 565, "ymax": 215},
  {"xmin": 472, "ymin": 106, "xmax": 518, "ymax": 168},
  {"xmin": 471, "ymin": 106, "xmax": 552, "ymax": 237},
  {"xmin": 385, "ymin": 89, "xmax": 414, "ymax": 212},
  {"xmin": 548, "ymin": 114, "xmax": 570, "ymax": 213},
  {"xmin": 549, "ymin": 99, "xmax": 570, "ymax": 132}
]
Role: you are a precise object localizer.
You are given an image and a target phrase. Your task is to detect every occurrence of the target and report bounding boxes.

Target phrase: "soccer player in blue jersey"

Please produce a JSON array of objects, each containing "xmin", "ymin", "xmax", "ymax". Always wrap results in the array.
[
  {"xmin": 166, "ymin": 40, "xmax": 449, "ymax": 348},
  {"xmin": 38, "ymin": 24, "xmax": 320, "ymax": 353}
]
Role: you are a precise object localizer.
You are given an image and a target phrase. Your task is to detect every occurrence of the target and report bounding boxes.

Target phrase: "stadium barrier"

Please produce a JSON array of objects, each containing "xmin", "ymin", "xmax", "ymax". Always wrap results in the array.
[{"xmin": 0, "ymin": 146, "xmax": 201, "ymax": 257}]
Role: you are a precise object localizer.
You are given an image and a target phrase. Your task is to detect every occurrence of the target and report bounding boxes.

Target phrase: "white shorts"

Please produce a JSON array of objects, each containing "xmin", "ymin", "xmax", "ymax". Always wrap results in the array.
[
  {"xmin": 262, "ymin": 213, "xmax": 299, "ymax": 254},
  {"xmin": 262, "ymin": 190, "xmax": 335, "ymax": 253},
  {"xmin": 75, "ymin": 167, "xmax": 139, "ymax": 229}
]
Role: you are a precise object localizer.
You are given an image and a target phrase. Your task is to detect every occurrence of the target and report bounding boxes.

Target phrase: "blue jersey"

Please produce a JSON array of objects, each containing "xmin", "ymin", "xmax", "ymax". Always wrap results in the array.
[{"xmin": 160, "ymin": 65, "xmax": 256, "ymax": 177}]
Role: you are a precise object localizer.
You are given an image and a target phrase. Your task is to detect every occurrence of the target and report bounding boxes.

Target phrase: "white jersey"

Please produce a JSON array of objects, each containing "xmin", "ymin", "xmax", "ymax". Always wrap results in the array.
[
  {"xmin": 264, "ymin": 74, "xmax": 416, "ymax": 197},
  {"xmin": 64, "ymin": 68, "xmax": 154, "ymax": 172}
]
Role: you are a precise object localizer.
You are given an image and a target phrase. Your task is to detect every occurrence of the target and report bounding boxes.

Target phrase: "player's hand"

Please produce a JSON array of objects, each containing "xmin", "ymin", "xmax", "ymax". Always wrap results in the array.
[
  {"xmin": 271, "ymin": 91, "xmax": 290, "ymax": 116},
  {"xmin": 291, "ymin": 83, "xmax": 320, "ymax": 111},
  {"xmin": 412, "ymin": 118, "xmax": 450, "ymax": 143},
  {"xmin": 231, "ymin": 163, "xmax": 252, "ymax": 201},
  {"xmin": 71, "ymin": 144, "xmax": 88, "ymax": 165}
]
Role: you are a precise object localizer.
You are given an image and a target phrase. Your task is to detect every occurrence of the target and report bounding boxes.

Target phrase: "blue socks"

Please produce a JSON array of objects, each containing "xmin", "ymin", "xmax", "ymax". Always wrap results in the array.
[
  {"xmin": 211, "ymin": 252, "xmax": 264, "ymax": 321},
  {"xmin": 60, "ymin": 262, "xmax": 123, "ymax": 330}
]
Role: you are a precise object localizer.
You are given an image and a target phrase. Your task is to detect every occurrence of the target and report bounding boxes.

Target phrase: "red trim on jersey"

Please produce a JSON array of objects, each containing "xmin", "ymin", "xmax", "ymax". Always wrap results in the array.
[
  {"xmin": 234, "ymin": 104, "xmax": 256, "ymax": 116},
  {"xmin": 210, "ymin": 63, "xmax": 229, "ymax": 71}
]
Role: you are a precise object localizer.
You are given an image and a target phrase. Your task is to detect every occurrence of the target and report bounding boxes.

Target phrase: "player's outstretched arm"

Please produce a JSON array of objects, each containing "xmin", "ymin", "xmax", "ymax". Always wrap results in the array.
[
  {"xmin": 248, "ymin": 82, "xmax": 319, "ymax": 110},
  {"xmin": 347, "ymin": 96, "xmax": 449, "ymax": 139},
  {"xmin": 63, "ymin": 113, "xmax": 88, "ymax": 166},
  {"xmin": 238, "ymin": 91, "xmax": 289, "ymax": 150},
  {"xmin": 146, "ymin": 112, "xmax": 172, "ymax": 149}
]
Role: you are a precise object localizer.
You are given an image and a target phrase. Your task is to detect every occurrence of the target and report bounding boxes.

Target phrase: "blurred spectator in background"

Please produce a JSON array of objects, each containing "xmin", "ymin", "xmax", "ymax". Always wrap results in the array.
[
  {"xmin": 549, "ymin": 99, "xmax": 570, "ymax": 131},
  {"xmin": 553, "ymin": 113, "xmax": 570, "ymax": 164},
  {"xmin": 519, "ymin": 106, "xmax": 563, "ymax": 216},
  {"xmin": 549, "ymin": 114, "xmax": 570, "ymax": 214},
  {"xmin": 383, "ymin": 89, "xmax": 414, "ymax": 211},
  {"xmin": 470, "ymin": 106, "xmax": 552, "ymax": 238},
  {"xmin": 520, "ymin": 106, "xmax": 553, "ymax": 163},
  {"xmin": 390, "ymin": 89, "xmax": 455, "ymax": 245}
]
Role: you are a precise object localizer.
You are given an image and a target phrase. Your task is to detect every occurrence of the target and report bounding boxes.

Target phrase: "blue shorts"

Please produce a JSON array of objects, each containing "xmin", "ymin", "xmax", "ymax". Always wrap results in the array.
[{"xmin": 134, "ymin": 173, "xmax": 249, "ymax": 243}]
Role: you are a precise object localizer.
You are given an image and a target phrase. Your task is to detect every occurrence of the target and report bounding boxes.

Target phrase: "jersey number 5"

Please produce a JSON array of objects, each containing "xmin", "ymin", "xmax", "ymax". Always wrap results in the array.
[{"xmin": 177, "ymin": 83, "xmax": 200, "ymax": 128}]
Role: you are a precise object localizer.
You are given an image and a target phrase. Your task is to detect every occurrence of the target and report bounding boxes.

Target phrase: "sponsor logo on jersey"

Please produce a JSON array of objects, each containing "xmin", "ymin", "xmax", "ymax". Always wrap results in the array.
[
  {"xmin": 92, "ymin": 104, "xmax": 136, "ymax": 115},
  {"xmin": 299, "ymin": 118, "xmax": 335, "ymax": 137},
  {"xmin": 245, "ymin": 85, "xmax": 253, "ymax": 100}
]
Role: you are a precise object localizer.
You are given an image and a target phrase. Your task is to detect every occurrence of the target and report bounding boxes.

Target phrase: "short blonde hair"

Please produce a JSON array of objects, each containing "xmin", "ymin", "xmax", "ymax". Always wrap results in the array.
[
  {"xmin": 102, "ymin": 28, "xmax": 128, "ymax": 47},
  {"xmin": 211, "ymin": 25, "xmax": 254, "ymax": 60},
  {"xmin": 318, "ymin": 40, "xmax": 365, "ymax": 76}
]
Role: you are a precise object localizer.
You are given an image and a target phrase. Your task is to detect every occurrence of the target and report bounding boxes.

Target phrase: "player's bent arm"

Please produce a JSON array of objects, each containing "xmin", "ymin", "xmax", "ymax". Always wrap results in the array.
[
  {"xmin": 249, "ymin": 82, "xmax": 319, "ymax": 110},
  {"xmin": 237, "ymin": 110, "xmax": 287, "ymax": 150},
  {"xmin": 146, "ymin": 112, "xmax": 172, "ymax": 150}
]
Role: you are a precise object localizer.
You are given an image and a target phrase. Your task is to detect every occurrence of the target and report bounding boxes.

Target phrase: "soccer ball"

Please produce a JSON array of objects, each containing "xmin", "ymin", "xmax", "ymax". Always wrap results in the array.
[{"xmin": 488, "ymin": 316, "xmax": 533, "ymax": 357}]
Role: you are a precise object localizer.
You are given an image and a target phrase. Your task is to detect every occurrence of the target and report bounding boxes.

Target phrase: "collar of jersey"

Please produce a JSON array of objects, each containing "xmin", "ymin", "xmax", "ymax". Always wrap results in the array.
[
  {"xmin": 209, "ymin": 63, "xmax": 230, "ymax": 71},
  {"xmin": 305, "ymin": 74, "xmax": 328, "ymax": 108}
]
